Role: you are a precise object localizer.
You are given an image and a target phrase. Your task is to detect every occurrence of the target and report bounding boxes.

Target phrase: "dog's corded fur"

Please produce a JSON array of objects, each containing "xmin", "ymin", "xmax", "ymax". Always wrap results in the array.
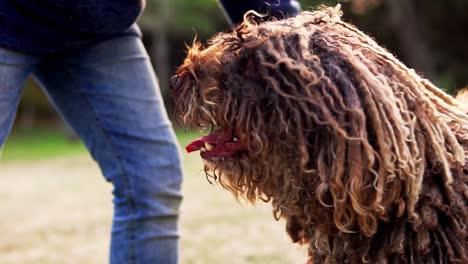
[{"xmin": 173, "ymin": 6, "xmax": 468, "ymax": 263}]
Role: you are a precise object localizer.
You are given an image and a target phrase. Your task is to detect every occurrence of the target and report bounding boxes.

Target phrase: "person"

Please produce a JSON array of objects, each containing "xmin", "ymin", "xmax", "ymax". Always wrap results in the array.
[
  {"xmin": 0, "ymin": 0, "xmax": 299, "ymax": 263},
  {"xmin": 219, "ymin": 0, "xmax": 301, "ymax": 25}
]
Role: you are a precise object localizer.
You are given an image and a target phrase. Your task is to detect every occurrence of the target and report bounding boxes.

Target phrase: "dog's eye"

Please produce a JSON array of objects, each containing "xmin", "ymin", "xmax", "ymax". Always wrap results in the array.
[{"xmin": 170, "ymin": 74, "xmax": 187, "ymax": 96}]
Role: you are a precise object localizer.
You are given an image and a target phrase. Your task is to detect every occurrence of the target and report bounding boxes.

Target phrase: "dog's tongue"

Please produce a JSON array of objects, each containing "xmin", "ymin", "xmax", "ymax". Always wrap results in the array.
[
  {"xmin": 185, "ymin": 133, "xmax": 219, "ymax": 153},
  {"xmin": 185, "ymin": 131, "xmax": 246, "ymax": 157},
  {"xmin": 185, "ymin": 139, "xmax": 205, "ymax": 153}
]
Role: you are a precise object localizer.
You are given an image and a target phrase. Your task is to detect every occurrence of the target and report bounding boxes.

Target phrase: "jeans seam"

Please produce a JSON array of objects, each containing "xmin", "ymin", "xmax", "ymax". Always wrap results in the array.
[{"xmin": 77, "ymin": 90, "xmax": 138, "ymax": 264}]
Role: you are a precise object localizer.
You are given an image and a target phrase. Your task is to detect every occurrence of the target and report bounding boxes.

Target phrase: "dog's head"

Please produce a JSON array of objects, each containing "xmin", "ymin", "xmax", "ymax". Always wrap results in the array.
[
  {"xmin": 171, "ymin": 7, "xmax": 357, "ymax": 203},
  {"xmin": 170, "ymin": 15, "xmax": 316, "ymax": 202},
  {"xmin": 171, "ymin": 6, "xmax": 468, "ymax": 262}
]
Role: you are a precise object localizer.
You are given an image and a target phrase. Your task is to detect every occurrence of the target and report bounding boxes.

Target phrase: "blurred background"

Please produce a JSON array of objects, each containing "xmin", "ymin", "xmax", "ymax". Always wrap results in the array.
[
  {"xmin": 8, "ymin": 0, "xmax": 468, "ymax": 142},
  {"xmin": 1, "ymin": 0, "xmax": 467, "ymax": 263}
]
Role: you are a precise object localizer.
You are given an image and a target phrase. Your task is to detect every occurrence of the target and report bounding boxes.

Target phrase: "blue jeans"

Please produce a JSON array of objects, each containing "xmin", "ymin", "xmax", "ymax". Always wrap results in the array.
[{"xmin": 0, "ymin": 35, "xmax": 183, "ymax": 264}]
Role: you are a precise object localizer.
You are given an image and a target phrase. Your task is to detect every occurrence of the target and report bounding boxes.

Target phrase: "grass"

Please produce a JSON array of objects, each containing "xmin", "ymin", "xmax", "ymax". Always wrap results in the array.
[
  {"xmin": 1, "ymin": 128, "xmax": 86, "ymax": 162},
  {"xmin": 0, "ymin": 128, "xmax": 201, "ymax": 162},
  {"xmin": 0, "ymin": 129, "xmax": 307, "ymax": 263},
  {"xmin": 176, "ymin": 128, "xmax": 202, "ymax": 148}
]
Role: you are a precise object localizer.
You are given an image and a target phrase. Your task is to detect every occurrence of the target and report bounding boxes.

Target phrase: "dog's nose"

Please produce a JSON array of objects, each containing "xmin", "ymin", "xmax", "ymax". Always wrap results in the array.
[{"xmin": 169, "ymin": 74, "xmax": 186, "ymax": 96}]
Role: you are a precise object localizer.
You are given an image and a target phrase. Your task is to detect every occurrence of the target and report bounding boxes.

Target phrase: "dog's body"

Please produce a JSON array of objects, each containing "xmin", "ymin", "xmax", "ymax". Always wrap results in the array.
[
  {"xmin": 456, "ymin": 88, "xmax": 468, "ymax": 114},
  {"xmin": 173, "ymin": 7, "xmax": 468, "ymax": 264}
]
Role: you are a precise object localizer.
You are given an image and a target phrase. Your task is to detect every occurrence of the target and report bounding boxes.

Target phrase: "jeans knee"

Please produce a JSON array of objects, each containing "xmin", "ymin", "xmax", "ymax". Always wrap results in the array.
[{"xmin": 110, "ymin": 157, "xmax": 183, "ymax": 222}]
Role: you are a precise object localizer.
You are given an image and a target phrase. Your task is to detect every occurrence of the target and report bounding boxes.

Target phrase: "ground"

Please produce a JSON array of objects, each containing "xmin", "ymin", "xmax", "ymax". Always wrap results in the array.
[{"xmin": 0, "ymin": 138, "xmax": 306, "ymax": 263}]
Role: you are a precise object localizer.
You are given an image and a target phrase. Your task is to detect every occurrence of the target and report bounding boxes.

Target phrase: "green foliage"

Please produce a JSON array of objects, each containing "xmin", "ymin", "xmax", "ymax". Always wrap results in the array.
[
  {"xmin": 298, "ymin": 0, "xmax": 336, "ymax": 9},
  {"xmin": 139, "ymin": 0, "xmax": 228, "ymax": 34},
  {"xmin": 435, "ymin": 71, "xmax": 459, "ymax": 95}
]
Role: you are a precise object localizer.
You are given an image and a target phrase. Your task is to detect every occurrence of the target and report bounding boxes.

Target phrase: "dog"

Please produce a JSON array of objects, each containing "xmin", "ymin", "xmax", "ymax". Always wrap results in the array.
[
  {"xmin": 171, "ymin": 6, "xmax": 468, "ymax": 263},
  {"xmin": 456, "ymin": 88, "xmax": 468, "ymax": 114}
]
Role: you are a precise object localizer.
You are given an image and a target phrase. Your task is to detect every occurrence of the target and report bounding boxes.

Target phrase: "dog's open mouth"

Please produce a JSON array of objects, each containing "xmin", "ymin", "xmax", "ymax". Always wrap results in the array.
[{"xmin": 186, "ymin": 130, "xmax": 246, "ymax": 159}]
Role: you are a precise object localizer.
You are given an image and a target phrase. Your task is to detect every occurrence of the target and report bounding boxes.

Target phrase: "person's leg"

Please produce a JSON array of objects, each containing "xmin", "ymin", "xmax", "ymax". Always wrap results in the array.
[
  {"xmin": 0, "ymin": 48, "xmax": 38, "ymax": 150},
  {"xmin": 33, "ymin": 36, "xmax": 183, "ymax": 264}
]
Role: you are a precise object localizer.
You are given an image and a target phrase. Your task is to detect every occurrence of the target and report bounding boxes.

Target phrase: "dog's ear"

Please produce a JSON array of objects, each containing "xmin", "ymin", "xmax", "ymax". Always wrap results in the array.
[
  {"xmin": 244, "ymin": 55, "xmax": 257, "ymax": 76},
  {"xmin": 223, "ymin": 51, "xmax": 258, "ymax": 79},
  {"xmin": 223, "ymin": 50, "xmax": 257, "ymax": 79}
]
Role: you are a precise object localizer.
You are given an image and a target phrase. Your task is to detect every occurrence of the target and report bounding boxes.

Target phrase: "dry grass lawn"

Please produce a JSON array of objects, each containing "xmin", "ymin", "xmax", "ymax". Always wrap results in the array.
[{"xmin": 0, "ymin": 153, "xmax": 306, "ymax": 263}]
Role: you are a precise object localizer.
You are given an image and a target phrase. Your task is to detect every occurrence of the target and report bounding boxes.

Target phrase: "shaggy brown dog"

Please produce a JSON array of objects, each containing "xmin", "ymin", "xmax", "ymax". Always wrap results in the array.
[
  {"xmin": 456, "ymin": 88, "xmax": 468, "ymax": 114},
  {"xmin": 172, "ymin": 6, "xmax": 468, "ymax": 264}
]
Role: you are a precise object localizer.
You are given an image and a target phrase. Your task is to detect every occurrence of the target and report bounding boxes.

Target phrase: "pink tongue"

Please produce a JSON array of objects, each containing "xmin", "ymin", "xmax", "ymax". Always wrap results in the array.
[
  {"xmin": 185, "ymin": 139, "xmax": 205, "ymax": 153},
  {"xmin": 185, "ymin": 133, "xmax": 222, "ymax": 153}
]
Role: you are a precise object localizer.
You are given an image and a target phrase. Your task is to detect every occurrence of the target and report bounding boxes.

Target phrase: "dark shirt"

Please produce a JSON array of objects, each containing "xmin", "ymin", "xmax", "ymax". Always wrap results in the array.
[
  {"xmin": 0, "ymin": 0, "xmax": 300, "ymax": 55},
  {"xmin": 0, "ymin": 0, "xmax": 144, "ymax": 55},
  {"xmin": 219, "ymin": 0, "xmax": 301, "ymax": 25}
]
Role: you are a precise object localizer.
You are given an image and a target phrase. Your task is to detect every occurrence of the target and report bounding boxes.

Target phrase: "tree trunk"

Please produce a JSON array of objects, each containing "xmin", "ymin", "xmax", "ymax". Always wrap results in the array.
[
  {"xmin": 152, "ymin": 0, "xmax": 171, "ymax": 97},
  {"xmin": 385, "ymin": 0, "xmax": 436, "ymax": 78}
]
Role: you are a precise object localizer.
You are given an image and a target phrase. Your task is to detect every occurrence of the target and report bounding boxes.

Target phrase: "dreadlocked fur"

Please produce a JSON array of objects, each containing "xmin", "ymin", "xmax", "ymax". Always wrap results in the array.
[{"xmin": 173, "ymin": 6, "xmax": 468, "ymax": 264}]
